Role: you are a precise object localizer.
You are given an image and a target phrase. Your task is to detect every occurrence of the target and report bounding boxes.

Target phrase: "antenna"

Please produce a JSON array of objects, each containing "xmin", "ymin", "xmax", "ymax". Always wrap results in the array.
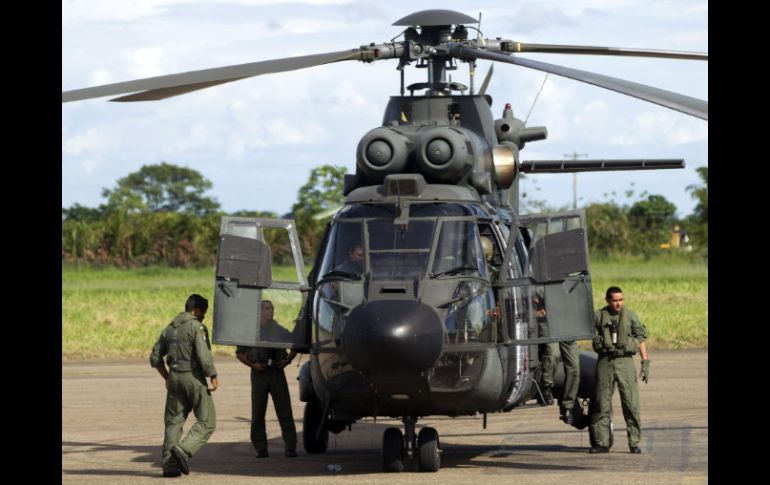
[
  {"xmin": 564, "ymin": 152, "xmax": 589, "ymax": 209},
  {"xmin": 469, "ymin": 11, "xmax": 482, "ymax": 95}
]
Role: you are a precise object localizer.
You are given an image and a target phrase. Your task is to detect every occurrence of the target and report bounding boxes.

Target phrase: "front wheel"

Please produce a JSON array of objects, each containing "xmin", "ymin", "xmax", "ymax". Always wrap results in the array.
[
  {"xmin": 417, "ymin": 427, "xmax": 440, "ymax": 472},
  {"xmin": 382, "ymin": 427, "xmax": 404, "ymax": 472}
]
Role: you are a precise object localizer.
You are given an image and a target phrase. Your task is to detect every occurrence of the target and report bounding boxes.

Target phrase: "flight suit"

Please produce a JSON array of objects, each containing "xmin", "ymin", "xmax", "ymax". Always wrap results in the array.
[
  {"xmin": 536, "ymin": 288, "xmax": 580, "ymax": 411},
  {"xmin": 236, "ymin": 319, "xmax": 297, "ymax": 452},
  {"xmin": 589, "ymin": 306, "xmax": 647, "ymax": 448},
  {"xmin": 541, "ymin": 340, "xmax": 580, "ymax": 411},
  {"xmin": 150, "ymin": 312, "xmax": 218, "ymax": 474}
]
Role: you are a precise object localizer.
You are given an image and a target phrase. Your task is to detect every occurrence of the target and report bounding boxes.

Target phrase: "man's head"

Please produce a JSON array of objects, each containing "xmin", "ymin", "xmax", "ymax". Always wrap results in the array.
[
  {"xmin": 185, "ymin": 294, "xmax": 209, "ymax": 321},
  {"xmin": 605, "ymin": 286, "xmax": 624, "ymax": 313},
  {"xmin": 260, "ymin": 300, "xmax": 274, "ymax": 326},
  {"xmin": 480, "ymin": 236, "xmax": 494, "ymax": 263},
  {"xmin": 348, "ymin": 243, "xmax": 363, "ymax": 262}
]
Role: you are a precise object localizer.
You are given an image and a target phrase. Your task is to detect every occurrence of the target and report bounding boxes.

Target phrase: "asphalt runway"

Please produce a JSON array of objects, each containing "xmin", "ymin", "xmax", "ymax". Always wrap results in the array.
[{"xmin": 62, "ymin": 349, "xmax": 707, "ymax": 484}]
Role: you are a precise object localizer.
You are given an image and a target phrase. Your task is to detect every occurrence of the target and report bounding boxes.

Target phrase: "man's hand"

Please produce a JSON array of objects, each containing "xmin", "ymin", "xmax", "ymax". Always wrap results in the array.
[
  {"xmin": 209, "ymin": 376, "xmax": 219, "ymax": 392},
  {"xmin": 252, "ymin": 363, "xmax": 267, "ymax": 372},
  {"xmin": 276, "ymin": 359, "xmax": 289, "ymax": 369},
  {"xmin": 639, "ymin": 359, "xmax": 650, "ymax": 383},
  {"xmin": 592, "ymin": 336, "xmax": 603, "ymax": 353}
]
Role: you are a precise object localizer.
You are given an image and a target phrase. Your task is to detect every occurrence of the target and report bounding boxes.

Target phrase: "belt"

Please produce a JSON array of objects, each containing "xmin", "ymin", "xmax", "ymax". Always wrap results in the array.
[{"xmin": 601, "ymin": 351, "xmax": 634, "ymax": 359}]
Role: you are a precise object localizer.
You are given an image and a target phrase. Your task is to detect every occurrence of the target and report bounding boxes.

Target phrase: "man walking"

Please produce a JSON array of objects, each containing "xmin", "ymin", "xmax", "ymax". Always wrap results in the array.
[{"xmin": 150, "ymin": 294, "xmax": 218, "ymax": 477}]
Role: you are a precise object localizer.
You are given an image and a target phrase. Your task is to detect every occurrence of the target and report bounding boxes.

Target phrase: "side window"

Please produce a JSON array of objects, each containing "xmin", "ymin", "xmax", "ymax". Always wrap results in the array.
[{"xmin": 213, "ymin": 217, "xmax": 308, "ymax": 349}]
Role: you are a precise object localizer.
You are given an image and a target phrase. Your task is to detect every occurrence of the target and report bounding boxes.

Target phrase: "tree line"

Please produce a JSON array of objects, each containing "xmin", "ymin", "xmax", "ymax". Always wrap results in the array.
[{"xmin": 62, "ymin": 163, "xmax": 707, "ymax": 267}]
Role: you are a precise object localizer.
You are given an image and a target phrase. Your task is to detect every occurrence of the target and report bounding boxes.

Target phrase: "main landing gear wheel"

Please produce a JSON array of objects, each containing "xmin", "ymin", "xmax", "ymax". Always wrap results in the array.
[
  {"xmin": 417, "ymin": 426, "xmax": 440, "ymax": 472},
  {"xmin": 303, "ymin": 400, "xmax": 329, "ymax": 454},
  {"xmin": 382, "ymin": 427, "xmax": 405, "ymax": 472}
]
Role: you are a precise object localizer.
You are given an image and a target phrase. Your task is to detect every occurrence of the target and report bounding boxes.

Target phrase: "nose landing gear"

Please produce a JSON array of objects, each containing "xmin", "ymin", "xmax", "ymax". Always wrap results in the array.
[{"xmin": 382, "ymin": 416, "xmax": 441, "ymax": 472}]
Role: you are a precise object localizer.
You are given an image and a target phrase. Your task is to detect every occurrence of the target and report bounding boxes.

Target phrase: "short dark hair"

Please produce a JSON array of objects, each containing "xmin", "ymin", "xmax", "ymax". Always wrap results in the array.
[
  {"xmin": 185, "ymin": 294, "xmax": 209, "ymax": 312},
  {"xmin": 261, "ymin": 300, "xmax": 273, "ymax": 308},
  {"xmin": 605, "ymin": 286, "xmax": 623, "ymax": 299}
]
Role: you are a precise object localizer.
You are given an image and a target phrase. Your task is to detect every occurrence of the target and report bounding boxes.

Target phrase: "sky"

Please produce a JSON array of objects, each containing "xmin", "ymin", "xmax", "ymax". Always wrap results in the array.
[{"xmin": 62, "ymin": 0, "xmax": 707, "ymax": 219}]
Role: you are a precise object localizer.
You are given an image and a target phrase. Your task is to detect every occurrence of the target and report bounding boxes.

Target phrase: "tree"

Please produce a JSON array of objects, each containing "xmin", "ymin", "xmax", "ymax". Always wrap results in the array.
[
  {"xmin": 628, "ymin": 194, "xmax": 677, "ymax": 254},
  {"xmin": 62, "ymin": 203, "xmax": 104, "ymax": 222},
  {"xmin": 585, "ymin": 202, "xmax": 632, "ymax": 255},
  {"xmin": 685, "ymin": 166, "xmax": 708, "ymax": 251},
  {"xmin": 687, "ymin": 166, "xmax": 708, "ymax": 224},
  {"xmin": 102, "ymin": 162, "xmax": 220, "ymax": 215},
  {"xmin": 291, "ymin": 165, "xmax": 347, "ymax": 258}
]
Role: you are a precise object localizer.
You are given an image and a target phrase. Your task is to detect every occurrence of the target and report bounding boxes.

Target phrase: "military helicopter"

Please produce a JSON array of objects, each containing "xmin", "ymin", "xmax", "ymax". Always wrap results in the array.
[{"xmin": 62, "ymin": 9, "xmax": 707, "ymax": 473}]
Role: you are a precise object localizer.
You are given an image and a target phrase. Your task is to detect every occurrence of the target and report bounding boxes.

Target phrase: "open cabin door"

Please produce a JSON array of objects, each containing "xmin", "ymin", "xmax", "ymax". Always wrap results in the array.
[
  {"xmin": 499, "ymin": 210, "xmax": 594, "ymax": 344},
  {"xmin": 213, "ymin": 217, "xmax": 309, "ymax": 350}
]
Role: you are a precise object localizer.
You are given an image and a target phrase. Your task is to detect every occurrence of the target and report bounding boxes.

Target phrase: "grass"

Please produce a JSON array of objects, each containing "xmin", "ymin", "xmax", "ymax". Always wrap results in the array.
[
  {"xmin": 62, "ymin": 265, "xmax": 303, "ymax": 359},
  {"xmin": 588, "ymin": 254, "xmax": 708, "ymax": 349},
  {"xmin": 62, "ymin": 255, "xmax": 707, "ymax": 359}
]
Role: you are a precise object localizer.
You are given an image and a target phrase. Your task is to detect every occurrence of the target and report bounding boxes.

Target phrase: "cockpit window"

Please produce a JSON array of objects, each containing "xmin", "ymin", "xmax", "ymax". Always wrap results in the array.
[
  {"xmin": 317, "ymin": 221, "xmax": 364, "ymax": 280},
  {"xmin": 431, "ymin": 220, "xmax": 488, "ymax": 278},
  {"xmin": 367, "ymin": 220, "xmax": 434, "ymax": 250},
  {"xmin": 367, "ymin": 220, "xmax": 435, "ymax": 280}
]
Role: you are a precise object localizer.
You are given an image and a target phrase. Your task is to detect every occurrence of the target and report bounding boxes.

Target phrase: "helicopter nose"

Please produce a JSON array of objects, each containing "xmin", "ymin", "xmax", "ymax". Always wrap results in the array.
[{"xmin": 342, "ymin": 300, "xmax": 443, "ymax": 372}]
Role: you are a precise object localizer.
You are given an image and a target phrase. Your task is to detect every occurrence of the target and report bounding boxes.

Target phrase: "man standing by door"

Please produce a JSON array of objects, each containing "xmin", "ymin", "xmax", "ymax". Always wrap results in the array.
[{"xmin": 236, "ymin": 300, "xmax": 298, "ymax": 458}]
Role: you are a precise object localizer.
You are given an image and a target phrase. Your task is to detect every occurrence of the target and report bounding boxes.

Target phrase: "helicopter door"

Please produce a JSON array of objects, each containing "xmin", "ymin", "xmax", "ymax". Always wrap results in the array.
[
  {"xmin": 213, "ymin": 217, "xmax": 309, "ymax": 349},
  {"xmin": 500, "ymin": 210, "xmax": 594, "ymax": 344}
]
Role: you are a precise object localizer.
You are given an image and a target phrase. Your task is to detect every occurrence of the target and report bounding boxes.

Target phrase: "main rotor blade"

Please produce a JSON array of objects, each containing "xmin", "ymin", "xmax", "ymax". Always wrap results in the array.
[
  {"xmin": 507, "ymin": 42, "xmax": 707, "ymax": 60},
  {"xmin": 449, "ymin": 44, "xmax": 708, "ymax": 120},
  {"xmin": 62, "ymin": 49, "xmax": 362, "ymax": 103},
  {"xmin": 479, "ymin": 64, "xmax": 494, "ymax": 95}
]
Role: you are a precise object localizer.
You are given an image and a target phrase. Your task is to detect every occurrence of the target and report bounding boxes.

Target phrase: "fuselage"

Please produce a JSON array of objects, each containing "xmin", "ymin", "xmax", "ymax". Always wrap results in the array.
[{"xmin": 306, "ymin": 193, "xmax": 541, "ymax": 422}]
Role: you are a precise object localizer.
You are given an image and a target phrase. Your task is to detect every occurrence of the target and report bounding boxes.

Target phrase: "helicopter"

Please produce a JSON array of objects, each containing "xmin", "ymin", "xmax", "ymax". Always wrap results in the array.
[{"xmin": 62, "ymin": 9, "xmax": 707, "ymax": 473}]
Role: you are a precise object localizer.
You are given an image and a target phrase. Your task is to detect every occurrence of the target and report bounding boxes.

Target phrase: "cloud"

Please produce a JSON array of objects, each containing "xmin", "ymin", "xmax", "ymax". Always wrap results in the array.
[
  {"xmin": 123, "ymin": 47, "xmax": 167, "ymax": 79},
  {"xmin": 62, "ymin": 0, "xmax": 708, "ymax": 216},
  {"xmin": 80, "ymin": 159, "xmax": 99, "ymax": 174},
  {"xmin": 62, "ymin": 126, "xmax": 117, "ymax": 156}
]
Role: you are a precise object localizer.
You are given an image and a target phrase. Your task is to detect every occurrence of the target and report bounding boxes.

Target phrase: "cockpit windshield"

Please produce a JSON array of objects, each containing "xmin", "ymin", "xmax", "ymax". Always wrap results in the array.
[
  {"xmin": 431, "ymin": 220, "xmax": 488, "ymax": 279},
  {"xmin": 367, "ymin": 220, "xmax": 434, "ymax": 280},
  {"xmin": 317, "ymin": 204, "xmax": 489, "ymax": 283}
]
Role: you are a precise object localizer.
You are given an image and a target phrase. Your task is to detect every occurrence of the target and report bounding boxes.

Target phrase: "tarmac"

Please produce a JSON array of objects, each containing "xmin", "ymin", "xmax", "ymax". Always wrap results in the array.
[{"xmin": 62, "ymin": 349, "xmax": 707, "ymax": 484}]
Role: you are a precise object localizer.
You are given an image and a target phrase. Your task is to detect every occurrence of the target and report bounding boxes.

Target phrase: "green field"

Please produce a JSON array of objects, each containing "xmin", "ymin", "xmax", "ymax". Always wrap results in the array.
[{"xmin": 62, "ymin": 255, "xmax": 707, "ymax": 359}]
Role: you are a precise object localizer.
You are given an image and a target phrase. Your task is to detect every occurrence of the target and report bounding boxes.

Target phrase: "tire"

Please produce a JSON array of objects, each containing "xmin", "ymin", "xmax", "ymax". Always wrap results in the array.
[
  {"xmin": 382, "ymin": 427, "xmax": 404, "ymax": 472},
  {"xmin": 417, "ymin": 427, "xmax": 440, "ymax": 472},
  {"xmin": 303, "ymin": 400, "xmax": 328, "ymax": 454}
]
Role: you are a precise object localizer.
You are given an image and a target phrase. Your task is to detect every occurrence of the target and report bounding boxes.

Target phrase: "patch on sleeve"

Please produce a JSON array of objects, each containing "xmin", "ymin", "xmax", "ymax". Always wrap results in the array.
[{"xmin": 198, "ymin": 327, "xmax": 208, "ymax": 342}]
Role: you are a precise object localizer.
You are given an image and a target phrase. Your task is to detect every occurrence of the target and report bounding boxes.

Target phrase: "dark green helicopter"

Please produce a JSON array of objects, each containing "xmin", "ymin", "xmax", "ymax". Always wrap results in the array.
[{"xmin": 62, "ymin": 9, "xmax": 707, "ymax": 473}]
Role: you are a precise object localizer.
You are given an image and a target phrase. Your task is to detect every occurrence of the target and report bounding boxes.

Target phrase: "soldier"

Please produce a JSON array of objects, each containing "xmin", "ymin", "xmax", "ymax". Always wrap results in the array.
[
  {"xmin": 337, "ymin": 241, "xmax": 364, "ymax": 275},
  {"xmin": 535, "ymin": 289, "xmax": 580, "ymax": 424},
  {"xmin": 589, "ymin": 286, "xmax": 650, "ymax": 454},
  {"xmin": 541, "ymin": 342, "xmax": 580, "ymax": 424},
  {"xmin": 236, "ymin": 300, "xmax": 298, "ymax": 458},
  {"xmin": 150, "ymin": 294, "xmax": 218, "ymax": 477}
]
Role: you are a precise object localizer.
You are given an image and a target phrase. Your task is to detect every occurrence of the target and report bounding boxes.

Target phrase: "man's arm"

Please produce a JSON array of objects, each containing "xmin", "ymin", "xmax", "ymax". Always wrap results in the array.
[
  {"xmin": 631, "ymin": 311, "xmax": 650, "ymax": 383},
  {"xmin": 154, "ymin": 362, "xmax": 169, "ymax": 381},
  {"xmin": 236, "ymin": 350, "xmax": 266, "ymax": 372},
  {"xmin": 150, "ymin": 334, "xmax": 169, "ymax": 382},
  {"xmin": 277, "ymin": 350, "xmax": 297, "ymax": 369},
  {"xmin": 193, "ymin": 325, "xmax": 219, "ymax": 389}
]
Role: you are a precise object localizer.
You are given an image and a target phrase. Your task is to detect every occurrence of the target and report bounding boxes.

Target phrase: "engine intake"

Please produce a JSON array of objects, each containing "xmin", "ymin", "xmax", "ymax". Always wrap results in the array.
[
  {"xmin": 416, "ymin": 127, "xmax": 474, "ymax": 183},
  {"xmin": 356, "ymin": 127, "xmax": 411, "ymax": 183}
]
